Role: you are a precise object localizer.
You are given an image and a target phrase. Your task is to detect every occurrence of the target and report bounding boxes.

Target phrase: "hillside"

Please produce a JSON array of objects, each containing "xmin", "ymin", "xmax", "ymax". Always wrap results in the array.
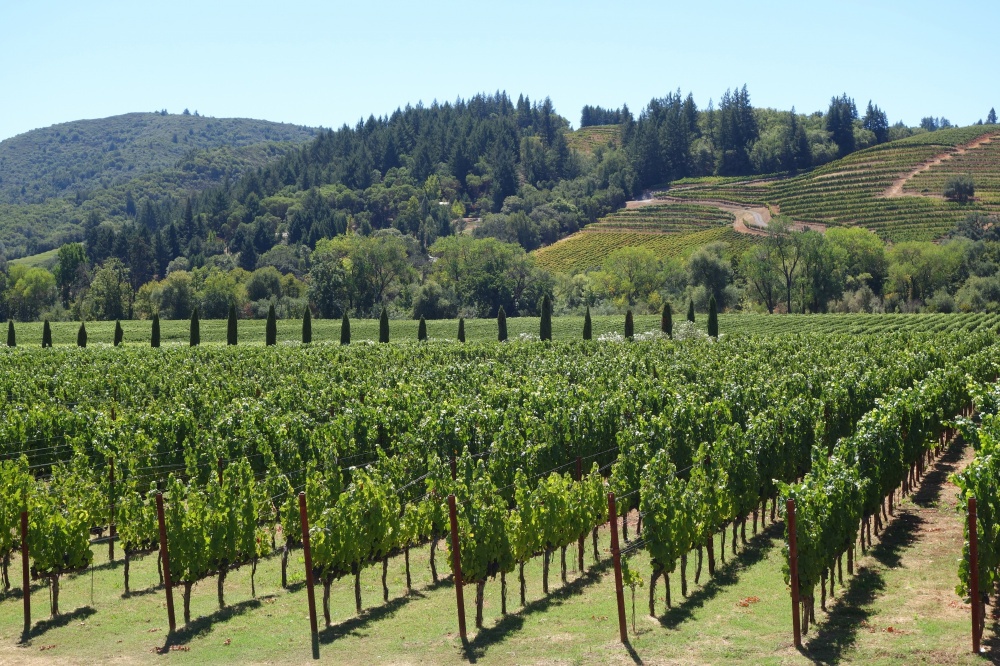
[
  {"xmin": 0, "ymin": 113, "xmax": 317, "ymax": 256},
  {"xmin": 667, "ymin": 124, "xmax": 1000, "ymax": 242}
]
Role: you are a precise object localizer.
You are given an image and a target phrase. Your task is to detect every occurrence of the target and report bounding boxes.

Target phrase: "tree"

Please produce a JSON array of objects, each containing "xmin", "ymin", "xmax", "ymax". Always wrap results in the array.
[
  {"xmin": 6, "ymin": 320, "xmax": 14, "ymax": 348},
  {"xmin": 826, "ymin": 94, "xmax": 858, "ymax": 157},
  {"xmin": 77, "ymin": 322, "xmax": 87, "ymax": 348},
  {"xmin": 540, "ymin": 295, "xmax": 552, "ymax": 341},
  {"xmin": 944, "ymin": 175, "xmax": 975, "ymax": 203},
  {"xmin": 85, "ymin": 259, "xmax": 132, "ymax": 321},
  {"xmin": 625, "ymin": 310, "xmax": 634, "ymax": 340},
  {"xmin": 661, "ymin": 303, "xmax": 672, "ymax": 338},
  {"xmin": 768, "ymin": 218, "xmax": 804, "ymax": 313},
  {"xmin": 114, "ymin": 320, "xmax": 123, "ymax": 347},
  {"xmin": 190, "ymin": 308, "xmax": 200, "ymax": 347},
  {"xmin": 418, "ymin": 316, "xmax": 427, "ymax": 342},
  {"xmin": 686, "ymin": 300, "xmax": 695, "ymax": 323},
  {"xmin": 687, "ymin": 243, "xmax": 733, "ymax": 307},
  {"xmin": 707, "ymin": 296, "xmax": 718, "ymax": 338},
  {"xmin": 458, "ymin": 317, "xmax": 465, "ymax": 343},
  {"xmin": 989, "ymin": 108, "xmax": 998, "ymax": 125},
  {"xmin": 302, "ymin": 307, "xmax": 312, "ymax": 344},
  {"xmin": 583, "ymin": 306, "xmax": 592, "ymax": 340},
  {"xmin": 497, "ymin": 306, "xmax": 508, "ymax": 342},
  {"xmin": 54, "ymin": 243, "xmax": 88, "ymax": 307},
  {"xmin": 341, "ymin": 313, "xmax": 351, "ymax": 345},
  {"xmin": 861, "ymin": 101, "xmax": 889, "ymax": 144},
  {"xmin": 379, "ymin": 307, "xmax": 389, "ymax": 343},
  {"xmin": 266, "ymin": 304, "xmax": 277, "ymax": 346},
  {"xmin": 741, "ymin": 244, "xmax": 781, "ymax": 313},
  {"xmin": 42, "ymin": 320, "xmax": 52, "ymax": 348},
  {"xmin": 597, "ymin": 247, "xmax": 662, "ymax": 306},
  {"xmin": 151, "ymin": 314, "xmax": 161, "ymax": 348},
  {"xmin": 227, "ymin": 304, "xmax": 238, "ymax": 346}
]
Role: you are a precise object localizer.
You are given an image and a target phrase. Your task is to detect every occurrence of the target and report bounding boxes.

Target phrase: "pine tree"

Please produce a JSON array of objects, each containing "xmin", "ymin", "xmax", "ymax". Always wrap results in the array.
[
  {"xmin": 151, "ymin": 314, "xmax": 161, "ymax": 348},
  {"xmin": 227, "ymin": 304, "xmax": 238, "ymax": 346},
  {"xmin": 190, "ymin": 308, "xmax": 200, "ymax": 347},
  {"xmin": 379, "ymin": 308, "xmax": 389, "ymax": 343},
  {"xmin": 6, "ymin": 320, "xmax": 14, "ymax": 348},
  {"xmin": 114, "ymin": 320, "xmax": 123, "ymax": 347},
  {"xmin": 497, "ymin": 306, "xmax": 508, "ymax": 342},
  {"xmin": 625, "ymin": 310, "xmax": 634, "ymax": 340},
  {"xmin": 708, "ymin": 295, "xmax": 719, "ymax": 338},
  {"xmin": 302, "ymin": 308, "xmax": 312, "ymax": 344},
  {"xmin": 458, "ymin": 317, "xmax": 465, "ymax": 343},
  {"xmin": 418, "ymin": 316, "xmax": 428, "ymax": 342},
  {"xmin": 77, "ymin": 322, "xmax": 87, "ymax": 348},
  {"xmin": 340, "ymin": 312, "xmax": 351, "ymax": 345},
  {"xmin": 266, "ymin": 304, "xmax": 277, "ymax": 346},
  {"xmin": 687, "ymin": 300, "xmax": 695, "ymax": 323},
  {"xmin": 42, "ymin": 320, "xmax": 52, "ymax": 348},
  {"xmin": 583, "ymin": 306, "xmax": 592, "ymax": 341},
  {"xmin": 662, "ymin": 303, "xmax": 672, "ymax": 338},
  {"xmin": 540, "ymin": 295, "xmax": 552, "ymax": 341},
  {"xmin": 989, "ymin": 108, "xmax": 998, "ymax": 125}
]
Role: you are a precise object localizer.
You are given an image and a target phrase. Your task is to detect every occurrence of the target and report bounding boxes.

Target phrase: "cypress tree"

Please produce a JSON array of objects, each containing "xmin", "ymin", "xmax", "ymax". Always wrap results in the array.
[
  {"xmin": 418, "ymin": 316, "xmax": 427, "ymax": 342},
  {"xmin": 687, "ymin": 299, "xmax": 695, "ymax": 323},
  {"xmin": 190, "ymin": 308, "xmax": 200, "ymax": 347},
  {"xmin": 7, "ymin": 320, "xmax": 14, "ymax": 348},
  {"xmin": 77, "ymin": 322, "xmax": 87, "ymax": 348},
  {"xmin": 662, "ymin": 303, "xmax": 672, "ymax": 338},
  {"xmin": 340, "ymin": 312, "xmax": 351, "ymax": 345},
  {"xmin": 302, "ymin": 308, "xmax": 312, "ymax": 344},
  {"xmin": 458, "ymin": 317, "xmax": 465, "ymax": 343},
  {"xmin": 540, "ymin": 295, "xmax": 552, "ymax": 341},
  {"xmin": 151, "ymin": 314, "xmax": 161, "ymax": 348},
  {"xmin": 379, "ymin": 307, "xmax": 389, "ymax": 343},
  {"xmin": 227, "ymin": 304, "xmax": 238, "ymax": 346},
  {"xmin": 266, "ymin": 304, "xmax": 277, "ymax": 346},
  {"xmin": 497, "ymin": 306, "xmax": 508, "ymax": 342},
  {"xmin": 625, "ymin": 310, "xmax": 634, "ymax": 340},
  {"xmin": 114, "ymin": 320, "xmax": 124, "ymax": 347},
  {"xmin": 708, "ymin": 295, "xmax": 719, "ymax": 338},
  {"xmin": 583, "ymin": 306, "xmax": 592, "ymax": 341},
  {"xmin": 42, "ymin": 320, "xmax": 52, "ymax": 348}
]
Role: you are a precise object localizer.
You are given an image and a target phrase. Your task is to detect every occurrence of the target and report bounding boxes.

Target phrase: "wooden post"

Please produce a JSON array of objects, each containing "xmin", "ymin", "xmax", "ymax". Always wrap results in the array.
[
  {"xmin": 155, "ymin": 493, "xmax": 176, "ymax": 633},
  {"xmin": 20, "ymin": 511, "xmax": 30, "ymax": 639},
  {"xmin": 448, "ymin": 494, "xmax": 467, "ymax": 642},
  {"xmin": 299, "ymin": 492, "xmax": 319, "ymax": 659},
  {"xmin": 109, "ymin": 457, "xmax": 116, "ymax": 562},
  {"xmin": 576, "ymin": 456, "xmax": 585, "ymax": 572},
  {"xmin": 217, "ymin": 457, "xmax": 224, "ymax": 486},
  {"xmin": 969, "ymin": 497, "xmax": 983, "ymax": 654},
  {"xmin": 787, "ymin": 498, "xmax": 802, "ymax": 649},
  {"xmin": 608, "ymin": 492, "xmax": 628, "ymax": 644},
  {"xmin": 450, "ymin": 455, "xmax": 457, "ymax": 481}
]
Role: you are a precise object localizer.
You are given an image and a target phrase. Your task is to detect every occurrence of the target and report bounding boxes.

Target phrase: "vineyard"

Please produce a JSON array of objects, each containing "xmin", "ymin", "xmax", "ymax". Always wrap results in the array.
[
  {"xmin": 666, "ymin": 125, "xmax": 1000, "ymax": 242},
  {"xmin": 0, "ymin": 323, "xmax": 998, "ymax": 664},
  {"xmin": 564, "ymin": 125, "xmax": 621, "ymax": 155},
  {"xmin": 533, "ymin": 226, "xmax": 755, "ymax": 274}
]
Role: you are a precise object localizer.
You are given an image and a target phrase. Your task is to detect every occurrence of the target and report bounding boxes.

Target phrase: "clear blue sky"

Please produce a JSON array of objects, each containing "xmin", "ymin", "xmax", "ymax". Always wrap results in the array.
[{"xmin": 1, "ymin": 0, "xmax": 997, "ymax": 141}]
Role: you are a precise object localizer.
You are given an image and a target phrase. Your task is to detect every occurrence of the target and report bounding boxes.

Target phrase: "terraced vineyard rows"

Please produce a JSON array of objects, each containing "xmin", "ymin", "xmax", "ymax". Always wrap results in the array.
[
  {"xmin": 565, "ymin": 124, "xmax": 620, "ymax": 154},
  {"xmin": 586, "ymin": 203, "xmax": 734, "ymax": 233},
  {"xmin": 666, "ymin": 126, "xmax": 1000, "ymax": 242},
  {"xmin": 906, "ymin": 134, "xmax": 1000, "ymax": 207},
  {"xmin": 534, "ymin": 226, "xmax": 755, "ymax": 273}
]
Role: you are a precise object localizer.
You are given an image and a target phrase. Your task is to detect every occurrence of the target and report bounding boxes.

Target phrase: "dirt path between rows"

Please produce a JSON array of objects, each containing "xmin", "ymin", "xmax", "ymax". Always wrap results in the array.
[
  {"xmin": 882, "ymin": 132, "xmax": 1000, "ymax": 198},
  {"xmin": 625, "ymin": 196, "xmax": 826, "ymax": 236},
  {"xmin": 804, "ymin": 438, "xmax": 996, "ymax": 663}
]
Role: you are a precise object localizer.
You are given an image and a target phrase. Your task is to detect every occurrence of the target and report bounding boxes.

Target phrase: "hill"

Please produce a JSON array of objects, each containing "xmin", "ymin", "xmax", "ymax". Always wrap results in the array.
[
  {"xmin": 0, "ymin": 112, "xmax": 318, "ymax": 257},
  {"xmin": 666, "ymin": 125, "xmax": 1000, "ymax": 242}
]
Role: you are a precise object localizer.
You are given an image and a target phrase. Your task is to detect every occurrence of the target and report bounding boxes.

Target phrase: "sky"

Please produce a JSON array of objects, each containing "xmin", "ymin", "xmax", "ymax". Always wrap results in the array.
[{"xmin": 1, "ymin": 0, "xmax": 997, "ymax": 141}]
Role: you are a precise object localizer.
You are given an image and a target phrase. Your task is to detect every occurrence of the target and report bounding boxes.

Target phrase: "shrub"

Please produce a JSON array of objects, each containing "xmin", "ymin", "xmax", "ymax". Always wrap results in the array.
[
  {"xmin": 583, "ymin": 306, "xmax": 592, "ymax": 341},
  {"xmin": 77, "ymin": 322, "xmax": 87, "ymax": 348},
  {"xmin": 418, "ymin": 316, "xmax": 427, "ymax": 342},
  {"xmin": 662, "ymin": 303, "xmax": 672, "ymax": 338},
  {"xmin": 114, "ymin": 320, "xmax": 123, "ymax": 347},
  {"xmin": 151, "ymin": 314, "xmax": 161, "ymax": 348},
  {"xmin": 497, "ymin": 306, "xmax": 508, "ymax": 342},
  {"xmin": 458, "ymin": 317, "xmax": 465, "ymax": 343},
  {"xmin": 190, "ymin": 308, "xmax": 200, "ymax": 347},
  {"xmin": 266, "ymin": 304, "xmax": 277, "ymax": 346},
  {"xmin": 7, "ymin": 320, "xmax": 14, "ymax": 348},
  {"xmin": 302, "ymin": 308, "xmax": 312, "ymax": 344},
  {"xmin": 42, "ymin": 320, "xmax": 52, "ymax": 348},
  {"xmin": 708, "ymin": 295, "xmax": 719, "ymax": 338},
  {"xmin": 341, "ymin": 313, "xmax": 351, "ymax": 345},
  {"xmin": 625, "ymin": 310, "xmax": 634, "ymax": 340},
  {"xmin": 379, "ymin": 308, "xmax": 389, "ymax": 343},
  {"xmin": 540, "ymin": 295, "xmax": 552, "ymax": 341},
  {"xmin": 686, "ymin": 299, "xmax": 695, "ymax": 323},
  {"xmin": 227, "ymin": 304, "xmax": 238, "ymax": 346}
]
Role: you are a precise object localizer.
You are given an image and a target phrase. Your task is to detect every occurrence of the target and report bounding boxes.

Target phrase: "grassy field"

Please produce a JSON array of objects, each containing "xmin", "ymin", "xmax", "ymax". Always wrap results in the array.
[
  {"xmin": 6, "ymin": 312, "xmax": 1000, "ymax": 348},
  {"xmin": 0, "ymin": 439, "xmax": 993, "ymax": 665}
]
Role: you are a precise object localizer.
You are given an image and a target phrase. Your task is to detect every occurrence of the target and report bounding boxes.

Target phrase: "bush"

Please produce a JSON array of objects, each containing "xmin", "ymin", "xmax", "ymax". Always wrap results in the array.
[
  {"xmin": 266, "ymin": 304, "xmax": 277, "ymax": 346},
  {"xmin": 944, "ymin": 175, "xmax": 975, "ymax": 203},
  {"xmin": 379, "ymin": 308, "xmax": 389, "ymax": 343},
  {"xmin": 497, "ymin": 306, "xmax": 508, "ymax": 342},
  {"xmin": 340, "ymin": 313, "xmax": 351, "ymax": 345},
  {"xmin": 114, "ymin": 320, "xmax": 123, "ymax": 347},
  {"xmin": 302, "ymin": 308, "xmax": 312, "ymax": 344},
  {"xmin": 151, "ymin": 314, "xmax": 161, "ymax": 348},
  {"xmin": 583, "ymin": 306, "xmax": 592, "ymax": 341},
  {"xmin": 77, "ymin": 322, "xmax": 87, "ymax": 348}
]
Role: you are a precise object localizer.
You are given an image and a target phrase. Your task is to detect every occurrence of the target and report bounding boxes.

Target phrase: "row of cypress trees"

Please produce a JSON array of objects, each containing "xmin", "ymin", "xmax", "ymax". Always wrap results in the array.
[{"xmin": 4, "ymin": 297, "xmax": 719, "ymax": 349}]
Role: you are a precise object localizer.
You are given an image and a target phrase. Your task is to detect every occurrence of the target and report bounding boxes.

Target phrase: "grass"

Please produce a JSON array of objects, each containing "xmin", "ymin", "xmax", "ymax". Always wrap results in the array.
[
  {"xmin": 8, "ymin": 248, "xmax": 59, "ymax": 270},
  {"xmin": 6, "ymin": 312, "xmax": 1000, "ymax": 348},
  {"xmin": 1, "ymin": 443, "xmax": 994, "ymax": 664}
]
